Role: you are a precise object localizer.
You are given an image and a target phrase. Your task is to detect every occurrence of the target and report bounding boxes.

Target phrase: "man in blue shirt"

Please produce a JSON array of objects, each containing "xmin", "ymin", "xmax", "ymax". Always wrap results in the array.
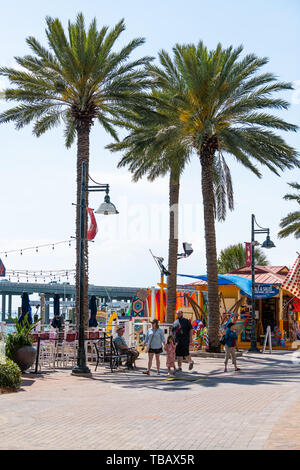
[{"xmin": 224, "ymin": 322, "xmax": 241, "ymax": 372}]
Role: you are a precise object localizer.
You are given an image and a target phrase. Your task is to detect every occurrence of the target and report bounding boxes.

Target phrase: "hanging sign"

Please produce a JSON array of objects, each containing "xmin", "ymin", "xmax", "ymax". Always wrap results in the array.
[
  {"xmin": 241, "ymin": 285, "xmax": 279, "ymax": 299},
  {"xmin": 0, "ymin": 259, "xmax": 6, "ymax": 277},
  {"xmin": 245, "ymin": 242, "xmax": 251, "ymax": 267}
]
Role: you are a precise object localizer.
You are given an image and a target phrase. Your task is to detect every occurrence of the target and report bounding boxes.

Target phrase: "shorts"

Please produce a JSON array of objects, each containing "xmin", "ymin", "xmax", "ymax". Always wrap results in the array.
[
  {"xmin": 148, "ymin": 347, "xmax": 163, "ymax": 354},
  {"xmin": 175, "ymin": 344, "xmax": 190, "ymax": 357}
]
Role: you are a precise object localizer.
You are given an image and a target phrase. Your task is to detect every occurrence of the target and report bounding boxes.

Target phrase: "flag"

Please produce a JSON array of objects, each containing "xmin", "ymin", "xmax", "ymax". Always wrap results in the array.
[
  {"xmin": 0, "ymin": 259, "xmax": 5, "ymax": 277},
  {"xmin": 87, "ymin": 208, "xmax": 98, "ymax": 240},
  {"xmin": 282, "ymin": 256, "xmax": 300, "ymax": 299},
  {"xmin": 245, "ymin": 242, "xmax": 251, "ymax": 267},
  {"xmin": 154, "ymin": 256, "xmax": 170, "ymax": 276},
  {"xmin": 177, "ymin": 242, "xmax": 193, "ymax": 259}
]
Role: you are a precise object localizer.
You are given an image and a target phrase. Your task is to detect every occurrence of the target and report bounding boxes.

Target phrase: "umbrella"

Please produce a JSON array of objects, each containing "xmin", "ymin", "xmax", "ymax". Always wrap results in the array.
[
  {"xmin": 88, "ymin": 295, "xmax": 98, "ymax": 327},
  {"xmin": 54, "ymin": 294, "xmax": 60, "ymax": 316},
  {"xmin": 19, "ymin": 292, "xmax": 32, "ymax": 325}
]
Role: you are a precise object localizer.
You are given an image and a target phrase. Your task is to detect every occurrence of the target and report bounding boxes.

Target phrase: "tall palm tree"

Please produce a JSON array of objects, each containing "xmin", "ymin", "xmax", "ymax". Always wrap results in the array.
[
  {"xmin": 107, "ymin": 94, "xmax": 234, "ymax": 323},
  {"xmin": 143, "ymin": 43, "xmax": 298, "ymax": 351},
  {"xmin": 0, "ymin": 13, "xmax": 152, "ymax": 325},
  {"xmin": 278, "ymin": 182, "xmax": 300, "ymax": 239},
  {"xmin": 217, "ymin": 243, "xmax": 269, "ymax": 274}
]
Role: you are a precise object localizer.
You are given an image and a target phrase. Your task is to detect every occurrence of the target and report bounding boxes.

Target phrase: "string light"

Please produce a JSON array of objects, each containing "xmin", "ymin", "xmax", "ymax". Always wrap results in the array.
[
  {"xmin": 3, "ymin": 268, "xmax": 76, "ymax": 283},
  {"xmin": 0, "ymin": 238, "xmax": 75, "ymax": 257}
]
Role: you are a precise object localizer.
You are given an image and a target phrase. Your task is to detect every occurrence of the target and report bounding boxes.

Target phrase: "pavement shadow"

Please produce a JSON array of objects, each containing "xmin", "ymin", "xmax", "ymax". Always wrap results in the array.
[{"xmin": 89, "ymin": 353, "xmax": 300, "ymax": 392}]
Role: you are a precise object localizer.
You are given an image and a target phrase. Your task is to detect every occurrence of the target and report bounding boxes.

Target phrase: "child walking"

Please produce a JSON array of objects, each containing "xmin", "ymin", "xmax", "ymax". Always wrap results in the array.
[{"xmin": 165, "ymin": 335, "xmax": 177, "ymax": 376}]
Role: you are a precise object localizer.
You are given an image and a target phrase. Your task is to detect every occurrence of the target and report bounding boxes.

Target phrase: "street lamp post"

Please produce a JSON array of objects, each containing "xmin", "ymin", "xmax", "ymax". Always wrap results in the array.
[
  {"xmin": 72, "ymin": 162, "xmax": 118, "ymax": 376},
  {"xmin": 248, "ymin": 214, "xmax": 275, "ymax": 353}
]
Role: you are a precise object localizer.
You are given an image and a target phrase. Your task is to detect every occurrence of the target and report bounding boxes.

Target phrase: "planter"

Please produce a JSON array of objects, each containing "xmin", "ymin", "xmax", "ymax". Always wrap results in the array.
[{"xmin": 14, "ymin": 346, "xmax": 37, "ymax": 372}]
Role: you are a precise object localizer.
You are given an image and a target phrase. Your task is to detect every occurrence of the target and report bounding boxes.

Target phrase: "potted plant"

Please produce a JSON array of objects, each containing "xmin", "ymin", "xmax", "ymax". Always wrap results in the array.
[{"xmin": 5, "ymin": 314, "xmax": 39, "ymax": 372}]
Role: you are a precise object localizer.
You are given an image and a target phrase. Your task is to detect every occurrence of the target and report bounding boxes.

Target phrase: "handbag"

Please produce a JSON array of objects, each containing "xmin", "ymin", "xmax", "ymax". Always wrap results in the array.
[{"xmin": 145, "ymin": 329, "xmax": 158, "ymax": 353}]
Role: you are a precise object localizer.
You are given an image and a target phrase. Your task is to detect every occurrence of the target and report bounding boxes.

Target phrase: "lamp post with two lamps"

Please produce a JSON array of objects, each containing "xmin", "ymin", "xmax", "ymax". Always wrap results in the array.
[
  {"xmin": 248, "ymin": 214, "xmax": 275, "ymax": 353},
  {"xmin": 72, "ymin": 161, "xmax": 118, "ymax": 376}
]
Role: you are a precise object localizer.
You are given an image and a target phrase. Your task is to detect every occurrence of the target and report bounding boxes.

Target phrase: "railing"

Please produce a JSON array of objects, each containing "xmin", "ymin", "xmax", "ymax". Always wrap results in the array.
[{"xmin": 0, "ymin": 318, "xmax": 176, "ymax": 351}]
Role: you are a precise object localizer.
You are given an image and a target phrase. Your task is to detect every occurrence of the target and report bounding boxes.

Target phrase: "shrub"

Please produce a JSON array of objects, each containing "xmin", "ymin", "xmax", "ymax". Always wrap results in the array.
[{"xmin": 0, "ymin": 359, "xmax": 22, "ymax": 390}]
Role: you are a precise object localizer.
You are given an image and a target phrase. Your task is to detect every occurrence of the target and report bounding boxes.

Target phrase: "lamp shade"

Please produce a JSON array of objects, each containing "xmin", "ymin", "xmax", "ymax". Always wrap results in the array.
[
  {"xmin": 95, "ymin": 194, "xmax": 119, "ymax": 215},
  {"xmin": 261, "ymin": 235, "xmax": 275, "ymax": 249}
]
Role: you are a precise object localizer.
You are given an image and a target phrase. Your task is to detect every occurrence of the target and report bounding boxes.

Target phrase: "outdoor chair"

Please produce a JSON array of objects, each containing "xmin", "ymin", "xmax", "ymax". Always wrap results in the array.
[
  {"xmin": 61, "ymin": 331, "xmax": 77, "ymax": 367},
  {"xmin": 109, "ymin": 337, "xmax": 131, "ymax": 372},
  {"xmin": 85, "ymin": 330, "xmax": 100, "ymax": 363},
  {"xmin": 93, "ymin": 333, "xmax": 128, "ymax": 372},
  {"xmin": 38, "ymin": 332, "xmax": 56, "ymax": 369}
]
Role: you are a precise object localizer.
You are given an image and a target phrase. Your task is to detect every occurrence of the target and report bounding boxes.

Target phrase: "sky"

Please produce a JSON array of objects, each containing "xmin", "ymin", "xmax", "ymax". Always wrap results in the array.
[{"xmin": 0, "ymin": 0, "xmax": 299, "ymax": 300}]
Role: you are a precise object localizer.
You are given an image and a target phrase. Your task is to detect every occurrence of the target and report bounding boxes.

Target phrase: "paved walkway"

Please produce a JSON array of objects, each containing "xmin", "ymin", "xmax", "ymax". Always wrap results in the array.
[{"xmin": 0, "ymin": 351, "xmax": 300, "ymax": 450}]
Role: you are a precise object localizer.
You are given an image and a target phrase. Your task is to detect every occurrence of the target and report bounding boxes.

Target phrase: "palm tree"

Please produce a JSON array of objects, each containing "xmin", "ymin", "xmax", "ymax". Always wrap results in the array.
[
  {"xmin": 217, "ymin": 243, "xmax": 269, "ymax": 274},
  {"xmin": 0, "ymin": 13, "xmax": 152, "ymax": 325},
  {"xmin": 107, "ymin": 94, "xmax": 234, "ymax": 323},
  {"xmin": 278, "ymin": 182, "xmax": 300, "ymax": 239},
  {"xmin": 144, "ymin": 43, "xmax": 298, "ymax": 351}
]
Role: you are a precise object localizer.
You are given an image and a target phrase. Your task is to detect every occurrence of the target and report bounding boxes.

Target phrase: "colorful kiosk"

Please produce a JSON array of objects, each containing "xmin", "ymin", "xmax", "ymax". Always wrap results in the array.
[{"xmin": 179, "ymin": 265, "xmax": 300, "ymax": 350}]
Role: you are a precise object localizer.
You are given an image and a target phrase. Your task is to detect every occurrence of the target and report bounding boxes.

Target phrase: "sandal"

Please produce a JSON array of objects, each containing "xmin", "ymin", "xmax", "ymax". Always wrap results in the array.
[{"xmin": 143, "ymin": 371, "xmax": 150, "ymax": 375}]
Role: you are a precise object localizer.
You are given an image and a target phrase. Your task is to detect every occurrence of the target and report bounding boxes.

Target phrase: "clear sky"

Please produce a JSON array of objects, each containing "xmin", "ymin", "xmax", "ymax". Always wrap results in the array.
[{"xmin": 0, "ymin": 0, "xmax": 299, "ymax": 295}]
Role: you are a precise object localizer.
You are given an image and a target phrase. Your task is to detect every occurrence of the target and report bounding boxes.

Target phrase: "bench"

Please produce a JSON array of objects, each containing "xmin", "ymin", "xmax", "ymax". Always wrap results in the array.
[{"xmin": 93, "ymin": 333, "xmax": 129, "ymax": 372}]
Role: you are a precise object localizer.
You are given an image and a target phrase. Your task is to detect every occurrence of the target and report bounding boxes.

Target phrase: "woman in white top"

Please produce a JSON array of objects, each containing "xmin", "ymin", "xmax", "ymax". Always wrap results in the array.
[{"xmin": 142, "ymin": 319, "xmax": 166, "ymax": 376}]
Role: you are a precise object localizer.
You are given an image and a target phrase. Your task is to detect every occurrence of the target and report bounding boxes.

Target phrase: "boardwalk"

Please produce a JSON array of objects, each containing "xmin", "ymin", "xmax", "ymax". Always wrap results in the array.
[{"xmin": 0, "ymin": 351, "xmax": 299, "ymax": 450}]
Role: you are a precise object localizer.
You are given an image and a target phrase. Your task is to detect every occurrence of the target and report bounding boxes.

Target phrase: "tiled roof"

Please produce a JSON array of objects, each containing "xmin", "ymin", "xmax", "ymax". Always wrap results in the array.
[{"xmin": 184, "ymin": 265, "xmax": 289, "ymax": 287}]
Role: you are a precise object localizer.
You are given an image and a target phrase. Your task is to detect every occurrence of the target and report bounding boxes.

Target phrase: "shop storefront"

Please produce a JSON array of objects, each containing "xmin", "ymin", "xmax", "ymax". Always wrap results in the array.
[{"xmin": 182, "ymin": 265, "xmax": 300, "ymax": 349}]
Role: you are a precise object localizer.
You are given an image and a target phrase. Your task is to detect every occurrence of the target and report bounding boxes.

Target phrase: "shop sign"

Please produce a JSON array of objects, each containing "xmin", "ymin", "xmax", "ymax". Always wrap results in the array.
[{"xmin": 241, "ymin": 285, "xmax": 279, "ymax": 298}]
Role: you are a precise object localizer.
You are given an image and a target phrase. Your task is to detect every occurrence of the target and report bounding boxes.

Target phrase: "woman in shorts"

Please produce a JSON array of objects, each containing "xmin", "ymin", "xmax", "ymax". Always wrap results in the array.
[{"xmin": 142, "ymin": 319, "xmax": 166, "ymax": 375}]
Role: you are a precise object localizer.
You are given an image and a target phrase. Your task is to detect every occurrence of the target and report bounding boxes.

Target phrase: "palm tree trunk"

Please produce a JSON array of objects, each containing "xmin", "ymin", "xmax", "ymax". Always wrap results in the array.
[
  {"xmin": 75, "ymin": 125, "xmax": 90, "ymax": 329},
  {"xmin": 200, "ymin": 137, "xmax": 220, "ymax": 352},
  {"xmin": 166, "ymin": 170, "xmax": 180, "ymax": 324}
]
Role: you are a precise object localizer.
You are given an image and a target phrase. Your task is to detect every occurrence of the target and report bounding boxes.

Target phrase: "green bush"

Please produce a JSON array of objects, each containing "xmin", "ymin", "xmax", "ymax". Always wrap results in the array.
[{"xmin": 0, "ymin": 359, "xmax": 22, "ymax": 390}]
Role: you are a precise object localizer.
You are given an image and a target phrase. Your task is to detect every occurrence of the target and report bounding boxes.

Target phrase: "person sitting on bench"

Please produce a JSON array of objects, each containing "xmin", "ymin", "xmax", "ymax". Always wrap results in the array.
[{"xmin": 113, "ymin": 326, "xmax": 139, "ymax": 369}]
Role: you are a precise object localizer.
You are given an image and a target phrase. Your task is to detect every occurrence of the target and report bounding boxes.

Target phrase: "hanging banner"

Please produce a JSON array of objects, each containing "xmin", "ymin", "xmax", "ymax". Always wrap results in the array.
[
  {"xmin": 87, "ymin": 208, "xmax": 98, "ymax": 241},
  {"xmin": 245, "ymin": 242, "xmax": 251, "ymax": 267},
  {"xmin": 131, "ymin": 296, "xmax": 146, "ymax": 317},
  {"xmin": 0, "ymin": 259, "xmax": 6, "ymax": 277}
]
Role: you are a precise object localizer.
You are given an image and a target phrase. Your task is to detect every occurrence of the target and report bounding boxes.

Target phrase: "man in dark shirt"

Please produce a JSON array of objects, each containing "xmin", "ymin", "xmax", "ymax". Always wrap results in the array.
[
  {"xmin": 172, "ymin": 310, "xmax": 194, "ymax": 372},
  {"xmin": 51, "ymin": 313, "xmax": 62, "ymax": 329}
]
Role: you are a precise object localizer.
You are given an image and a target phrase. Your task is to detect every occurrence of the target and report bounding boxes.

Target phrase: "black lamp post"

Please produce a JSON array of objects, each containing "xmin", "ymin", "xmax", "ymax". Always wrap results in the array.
[
  {"xmin": 72, "ymin": 162, "xmax": 118, "ymax": 376},
  {"xmin": 248, "ymin": 214, "xmax": 275, "ymax": 353}
]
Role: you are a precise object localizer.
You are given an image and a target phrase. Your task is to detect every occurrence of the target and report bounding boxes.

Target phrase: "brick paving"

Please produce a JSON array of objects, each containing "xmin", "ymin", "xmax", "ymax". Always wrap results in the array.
[{"xmin": 0, "ymin": 351, "xmax": 300, "ymax": 450}]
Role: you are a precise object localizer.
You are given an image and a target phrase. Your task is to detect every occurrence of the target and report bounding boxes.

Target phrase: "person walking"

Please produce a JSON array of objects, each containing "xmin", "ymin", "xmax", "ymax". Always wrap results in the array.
[
  {"xmin": 142, "ymin": 319, "xmax": 166, "ymax": 375},
  {"xmin": 224, "ymin": 322, "xmax": 241, "ymax": 372},
  {"xmin": 165, "ymin": 335, "xmax": 177, "ymax": 376},
  {"xmin": 172, "ymin": 310, "xmax": 194, "ymax": 371}
]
